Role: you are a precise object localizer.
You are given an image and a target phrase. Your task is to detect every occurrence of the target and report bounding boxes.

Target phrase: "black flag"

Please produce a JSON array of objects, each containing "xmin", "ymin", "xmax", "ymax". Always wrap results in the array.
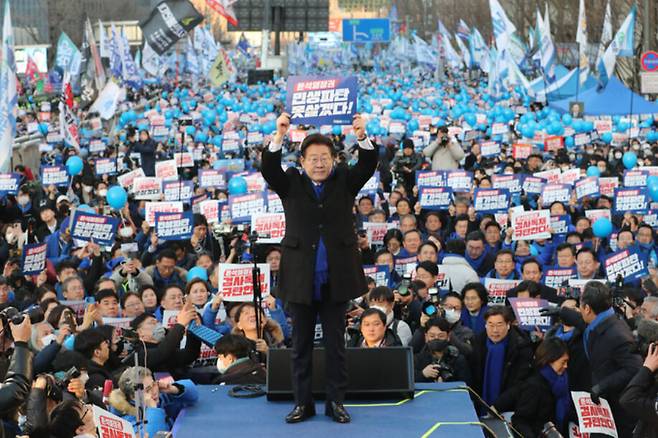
[{"xmin": 140, "ymin": 0, "xmax": 203, "ymax": 56}]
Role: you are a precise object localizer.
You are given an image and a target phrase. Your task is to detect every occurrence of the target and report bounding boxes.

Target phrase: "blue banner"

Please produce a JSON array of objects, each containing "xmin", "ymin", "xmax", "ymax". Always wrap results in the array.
[
  {"xmin": 286, "ymin": 76, "xmax": 357, "ymax": 126},
  {"xmin": 473, "ymin": 188, "xmax": 510, "ymax": 213},
  {"xmin": 614, "ymin": 188, "xmax": 649, "ymax": 214},
  {"xmin": 70, "ymin": 211, "xmax": 120, "ymax": 245},
  {"xmin": 342, "ymin": 18, "xmax": 391, "ymax": 42},
  {"xmin": 41, "ymin": 165, "xmax": 69, "ymax": 187},
  {"xmin": 22, "ymin": 242, "xmax": 47, "ymax": 275},
  {"xmin": 416, "ymin": 170, "xmax": 446, "ymax": 188},
  {"xmin": 418, "ymin": 187, "xmax": 453, "ymax": 211},
  {"xmin": 228, "ymin": 192, "xmax": 267, "ymax": 224},
  {"xmin": 0, "ymin": 173, "xmax": 20, "ymax": 195},
  {"xmin": 163, "ymin": 180, "xmax": 194, "ymax": 202},
  {"xmin": 363, "ymin": 264, "xmax": 391, "ymax": 287},
  {"xmin": 155, "ymin": 211, "xmax": 193, "ymax": 241},
  {"xmin": 605, "ymin": 247, "xmax": 649, "ymax": 284}
]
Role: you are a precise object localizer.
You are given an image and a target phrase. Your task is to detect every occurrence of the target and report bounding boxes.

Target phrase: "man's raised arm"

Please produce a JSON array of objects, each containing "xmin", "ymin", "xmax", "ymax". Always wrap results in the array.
[{"xmin": 261, "ymin": 113, "xmax": 292, "ymax": 198}]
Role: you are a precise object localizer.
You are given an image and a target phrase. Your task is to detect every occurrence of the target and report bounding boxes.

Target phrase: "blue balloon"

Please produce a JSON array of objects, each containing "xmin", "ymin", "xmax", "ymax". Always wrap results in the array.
[
  {"xmin": 586, "ymin": 166, "xmax": 601, "ymax": 177},
  {"xmin": 592, "ymin": 218, "xmax": 613, "ymax": 238},
  {"xmin": 601, "ymin": 132, "xmax": 613, "ymax": 144},
  {"xmin": 228, "ymin": 176, "xmax": 248, "ymax": 195},
  {"xmin": 622, "ymin": 151, "xmax": 637, "ymax": 169},
  {"xmin": 77, "ymin": 204, "xmax": 95, "ymax": 213},
  {"xmin": 565, "ymin": 136, "xmax": 575, "ymax": 148},
  {"xmin": 561, "ymin": 114, "xmax": 573, "ymax": 125},
  {"xmin": 187, "ymin": 266, "xmax": 208, "ymax": 282},
  {"xmin": 106, "ymin": 186, "xmax": 127, "ymax": 210},
  {"xmin": 66, "ymin": 156, "xmax": 83, "ymax": 176},
  {"xmin": 648, "ymin": 176, "xmax": 658, "ymax": 201},
  {"xmin": 185, "ymin": 125, "xmax": 196, "ymax": 136},
  {"xmin": 332, "ymin": 125, "xmax": 342, "ymax": 136}
]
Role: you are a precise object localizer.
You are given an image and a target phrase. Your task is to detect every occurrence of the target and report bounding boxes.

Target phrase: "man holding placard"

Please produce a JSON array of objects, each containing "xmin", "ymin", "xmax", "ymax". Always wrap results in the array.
[{"xmin": 261, "ymin": 111, "xmax": 377, "ymax": 424}]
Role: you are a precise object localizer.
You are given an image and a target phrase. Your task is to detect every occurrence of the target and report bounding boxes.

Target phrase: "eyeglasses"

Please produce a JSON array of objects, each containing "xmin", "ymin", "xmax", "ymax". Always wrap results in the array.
[{"xmin": 306, "ymin": 156, "xmax": 332, "ymax": 165}]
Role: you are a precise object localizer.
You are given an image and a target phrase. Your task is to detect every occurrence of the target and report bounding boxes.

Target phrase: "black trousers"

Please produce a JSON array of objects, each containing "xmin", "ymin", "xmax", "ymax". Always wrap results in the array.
[{"xmin": 286, "ymin": 295, "xmax": 348, "ymax": 406}]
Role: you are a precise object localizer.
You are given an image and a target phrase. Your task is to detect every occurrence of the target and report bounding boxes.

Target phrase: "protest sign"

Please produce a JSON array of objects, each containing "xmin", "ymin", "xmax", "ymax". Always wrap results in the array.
[
  {"xmin": 144, "ymin": 201, "xmax": 183, "ymax": 227},
  {"xmin": 584, "ymin": 209, "xmax": 611, "ymax": 223},
  {"xmin": 522, "ymin": 176, "xmax": 545, "ymax": 195},
  {"xmin": 511, "ymin": 210, "xmax": 551, "ymax": 241},
  {"xmin": 286, "ymin": 76, "xmax": 357, "ymax": 126},
  {"xmin": 418, "ymin": 187, "xmax": 453, "ymax": 211},
  {"xmin": 604, "ymin": 247, "xmax": 649, "ymax": 284},
  {"xmin": 512, "ymin": 143, "xmax": 533, "ymax": 159},
  {"xmin": 363, "ymin": 265, "xmax": 391, "ymax": 287},
  {"xmin": 239, "ymin": 172, "xmax": 267, "ymax": 192},
  {"xmin": 484, "ymin": 278, "xmax": 519, "ymax": 305},
  {"xmin": 289, "ymin": 129, "xmax": 307, "ymax": 143},
  {"xmin": 445, "ymin": 170, "xmax": 472, "ymax": 192},
  {"xmin": 218, "ymin": 263, "xmax": 270, "ymax": 302},
  {"xmin": 544, "ymin": 135, "xmax": 564, "ymax": 152},
  {"xmin": 21, "ymin": 243, "xmax": 47, "ymax": 275},
  {"xmin": 480, "ymin": 141, "xmax": 501, "ymax": 158},
  {"xmin": 534, "ymin": 168, "xmax": 561, "ymax": 184},
  {"xmin": 247, "ymin": 131, "xmax": 264, "ymax": 145},
  {"xmin": 155, "ymin": 159, "xmax": 178, "ymax": 181},
  {"xmin": 228, "ymin": 192, "xmax": 267, "ymax": 224},
  {"xmin": 95, "ymin": 158, "xmax": 116, "ymax": 176},
  {"xmin": 199, "ymin": 200, "xmax": 220, "ymax": 224},
  {"xmin": 574, "ymin": 133, "xmax": 590, "ymax": 146},
  {"xmin": 550, "ymin": 215, "xmax": 571, "ymax": 237},
  {"xmin": 416, "ymin": 170, "xmax": 446, "ymax": 188},
  {"xmin": 508, "ymin": 298, "xmax": 551, "ymax": 331},
  {"xmin": 543, "ymin": 267, "xmax": 577, "ymax": 289},
  {"xmin": 575, "ymin": 177, "xmax": 600, "ymax": 200},
  {"xmin": 211, "ymin": 159, "xmax": 244, "ymax": 173},
  {"xmin": 644, "ymin": 210, "xmax": 658, "ymax": 227},
  {"xmin": 251, "ymin": 213, "xmax": 285, "ymax": 243},
  {"xmin": 132, "ymin": 177, "xmax": 163, "ymax": 200},
  {"xmin": 0, "ymin": 173, "xmax": 20, "ymax": 195},
  {"xmin": 155, "ymin": 211, "xmax": 193, "ymax": 241},
  {"xmin": 394, "ymin": 256, "xmax": 417, "ymax": 277},
  {"xmin": 614, "ymin": 188, "xmax": 649, "ymax": 214},
  {"xmin": 267, "ymin": 191, "xmax": 283, "ymax": 213},
  {"xmin": 559, "ymin": 168, "xmax": 582, "ymax": 186},
  {"xmin": 93, "ymin": 404, "xmax": 136, "ymax": 438},
  {"xmin": 117, "ymin": 168, "xmax": 145, "ymax": 191},
  {"xmin": 360, "ymin": 172, "xmax": 380, "ymax": 194},
  {"xmin": 70, "ymin": 211, "xmax": 119, "ymax": 245},
  {"xmin": 541, "ymin": 184, "xmax": 571, "ymax": 207},
  {"xmin": 198, "ymin": 169, "xmax": 226, "ymax": 188},
  {"xmin": 89, "ymin": 139, "xmax": 106, "ymax": 154},
  {"xmin": 173, "ymin": 152, "xmax": 194, "ymax": 168},
  {"xmin": 41, "ymin": 165, "xmax": 69, "ymax": 187},
  {"xmin": 623, "ymin": 169, "xmax": 647, "ymax": 187},
  {"xmin": 599, "ymin": 177, "xmax": 618, "ymax": 197},
  {"xmin": 491, "ymin": 123, "xmax": 508, "ymax": 135},
  {"xmin": 363, "ymin": 222, "xmax": 395, "ymax": 245},
  {"xmin": 571, "ymin": 392, "xmax": 618, "ymax": 438},
  {"xmin": 492, "ymin": 174, "xmax": 524, "ymax": 194},
  {"xmin": 473, "ymin": 189, "xmax": 510, "ymax": 213},
  {"xmin": 163, "ymin": 180, "xmax": 194, "ymax": 202}
]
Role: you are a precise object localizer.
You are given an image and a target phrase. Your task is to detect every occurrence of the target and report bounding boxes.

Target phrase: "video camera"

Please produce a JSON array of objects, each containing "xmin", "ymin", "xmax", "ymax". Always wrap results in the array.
[
  {"xmin": 0, "ymin": 307, "xmax": 44, "ymax": 339},
  {"xmin": 421, "ymin": 286, "xmax": 441, "ymax": 317}
]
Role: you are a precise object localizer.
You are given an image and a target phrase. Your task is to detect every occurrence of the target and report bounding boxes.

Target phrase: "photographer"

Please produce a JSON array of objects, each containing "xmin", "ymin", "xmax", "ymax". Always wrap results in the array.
[
  {"xmin": 423, "ymin": 126, "xmax": 465, "ymax": 171},
  {"xmin": 0, "ymin": 317, "xmax": 32, "ymax": 437},
  {"xmin": 620, "ymin": 341, "xmax": 658, "ymax": 438},
  {"xmin": 414, "ymin": 318, "xmax": 471, "ymax": 384},
  {"xmin": 367, "ymin": 286, "xmax": 412, "ymax": 346},
  {"xmin": 391, "ymin": 139, "xmax": 424, "ymax": 195}
]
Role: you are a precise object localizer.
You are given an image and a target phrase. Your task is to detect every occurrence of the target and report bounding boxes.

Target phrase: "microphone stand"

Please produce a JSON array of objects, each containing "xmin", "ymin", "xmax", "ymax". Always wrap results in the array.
[
  {"xmin": 133, "ymin": 352, "xmax": 146, "ymax": 438},
  {"xmin": 249, "ymin": 231, "xmax": 263, "ymax": 339}
]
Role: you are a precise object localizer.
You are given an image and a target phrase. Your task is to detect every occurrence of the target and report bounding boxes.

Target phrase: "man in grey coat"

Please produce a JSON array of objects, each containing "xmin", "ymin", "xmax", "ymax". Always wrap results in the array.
[{"xmin": 423, "ymin": 126, "xmax": 465, "ymax": 170}]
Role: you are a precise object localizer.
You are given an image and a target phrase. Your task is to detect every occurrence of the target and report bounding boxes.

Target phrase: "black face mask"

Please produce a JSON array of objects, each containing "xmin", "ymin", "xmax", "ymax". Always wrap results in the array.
[{"xmin": 427, "ymin": 339, "xmax": 450, "ymax": 353}]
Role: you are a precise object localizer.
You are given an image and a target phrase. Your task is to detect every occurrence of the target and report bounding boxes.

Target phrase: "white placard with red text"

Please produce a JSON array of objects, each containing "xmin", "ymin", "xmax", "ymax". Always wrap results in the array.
[
  {"xmin": 155, "ymin": 159, "xmax": 178, "ymax": 181},
  {"xmin": 218, "ymin": 263, "xmax": 271, "ymax": 302},
  {"xmin": 93, "ymin": 405, "xmax": 135, "ymax": 438},
  {"xmin": 144, "ymin": 201, "xmax": 184, "ymax": 226},
  {"xmin": 511, "ymin": 210, "xmax": 551, "ymax": 241},
  {"xmin": 571, "ymin": 392, "xmax": 617, "ymax": 438},
  {"xmin": 251, "ymin": 213, "xmax": 285, "ymax": 243}
]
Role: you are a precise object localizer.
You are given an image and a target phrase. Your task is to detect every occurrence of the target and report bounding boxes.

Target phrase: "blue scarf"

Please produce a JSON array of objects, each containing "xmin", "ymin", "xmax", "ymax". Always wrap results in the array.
[
  {"xmin": 483, "ymin": 336, "xmax": 509, "ymax": 406},
  {"xmin": 465, "ymin": 251, "xmax": 487, "ymax": 271},
  {"xmin": 539, "ymin": 365, "xmax": 571, "ymax": 428},
  {"xmin": 553, "ymin": 325, "xmax": 575, "ymax": 342},
  {"xmin": 583, "ymin": 307, "xmax": 615, "ymax": 358},
  {"xmin": 461, "ymin": 306, "xmax": 488, "ymax": 335},
  {"xmin": 312, "ymin": 182, "xmax": 328, "ymax": 301}
]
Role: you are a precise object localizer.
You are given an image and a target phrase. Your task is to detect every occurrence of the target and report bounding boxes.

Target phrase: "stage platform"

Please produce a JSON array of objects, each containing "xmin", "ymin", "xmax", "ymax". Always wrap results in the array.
[{"xmin": 172, "ymin": 382, "xmax": 486, "ymax": 438}]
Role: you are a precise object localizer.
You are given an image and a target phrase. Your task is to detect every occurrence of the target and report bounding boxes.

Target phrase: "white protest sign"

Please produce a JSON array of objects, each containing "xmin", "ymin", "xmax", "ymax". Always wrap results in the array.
[
  {"xmin": 511, "ymin": 210, "xmax": 551, "ymax": 241},
  {"xmin": 571, "ymin": 392, "xmax": 617, "ymax": 438},
  {"xmin": 218, "ymin": 263, "xmax": 271, "ymax": 302}
]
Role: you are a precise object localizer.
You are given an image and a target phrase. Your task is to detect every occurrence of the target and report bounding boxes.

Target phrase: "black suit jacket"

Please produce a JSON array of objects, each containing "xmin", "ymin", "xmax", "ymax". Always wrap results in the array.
[{"xmin": 261, "ymin": 144, "xmax": 378, "ymax": 305}]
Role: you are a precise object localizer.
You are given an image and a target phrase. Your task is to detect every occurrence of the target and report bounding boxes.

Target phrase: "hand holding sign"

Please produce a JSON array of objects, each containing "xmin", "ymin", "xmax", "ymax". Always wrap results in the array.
[
  {"xmin": 273, "ymin": 113, "xmax": 290, "ymax": 145},
  {"xmin": 353, "ymin": 114, "xmax": 366, "ymax": 140}
]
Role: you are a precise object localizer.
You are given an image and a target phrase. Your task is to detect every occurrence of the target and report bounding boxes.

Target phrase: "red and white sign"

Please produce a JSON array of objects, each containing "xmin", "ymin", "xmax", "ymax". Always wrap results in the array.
[
  {"xmin": 363, "ymin": 222, "xmax": 395, "ymax": 245},
  {"xmin": 155, "ymin": 159, "xmax": 178, "ymax": 181},
  {"xmin": 511, "ymin": 210, "xmax": 551, "ymax": 241},
  {"xmin": 218, "ymin": 263, "xmax": 271, "ymax": 302},
  {"xmin": 132, "ymin": 177, "xmax": 162, "ymax": 200},
  {"xmin": 544, "ymin": 135, "xmax": 564, "ymax": 152},
  {"xmin": 599, "ymin": 177, "xmax": 619, "ymax": 197},
  {"xmin": 93, "ymin": 405, "xmax": 135, "ymax": 438},
  {"xmin": 199, "ymin": 200, "xmax": 221, "ymax": 224},
  {"xmin": 251, "ymin": 213, "xmax": 285, "ymax": 243},
  {"xmin": 559, "ymin": 168, "xmax": 582, "ymax": 185},
  {"xmin": 512, "ymin": 143, "xmax": 533, "ymax": 159},
  {"xmin": 484, "ymin": 278, "xmax": 520, "ymax": 305},
  {"xmin": 585, "ymin": 209, "xmax": 612, "ymax": 223},
  {"xmin": 290, "ymin": 129, "xmax": 307, "ymax": 143},
  {"xmin": 117, "ymin": 168, "xmax": 145, "ymax": 191},
  {"xmin": 174, "ymin": 152, "xmax": 194, "ymax": 168},
  {"xmin": 571, "ymin": 391, "xmax": 618, "ymax": 438},
  {"xmin": 534, "ymin": 168, "xmax": 561, "ymax": 184},
  {"xmin": 144, "ymin": 201, "xmax": 183, "ymax": 227}
]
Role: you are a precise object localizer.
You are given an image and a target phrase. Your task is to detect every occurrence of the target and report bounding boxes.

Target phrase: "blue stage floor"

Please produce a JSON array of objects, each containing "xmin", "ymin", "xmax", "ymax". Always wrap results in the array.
[{"xmin": 172, "ymin": 382, "xmax": 485, "ymax": 438}]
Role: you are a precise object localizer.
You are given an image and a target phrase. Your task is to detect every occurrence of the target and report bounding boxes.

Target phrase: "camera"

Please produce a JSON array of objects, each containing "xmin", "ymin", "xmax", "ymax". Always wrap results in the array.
[
  {"xmin": 428, "ymin": 341, "xmax": 459, "ymax": 382},
  {"xmin": 397, "ymin": 275, "xmax": 413, "ymax": 297},
  {"xmin": 0, "ymin": 306, "xmax": 44, "ymax": 327}
]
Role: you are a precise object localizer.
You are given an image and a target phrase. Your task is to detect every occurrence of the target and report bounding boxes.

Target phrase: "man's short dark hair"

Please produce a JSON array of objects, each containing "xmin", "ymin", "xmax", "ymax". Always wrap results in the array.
[
  {"xmin": 515, "ymin": 280, "xmax": 541, "ymax": 298},
  {"xmin": 495, "ymin": 249, "xmax": 514, "ymax": 261},
  {"xmin": 418, "ymin": 241, "xmax": 438, "ymax": 255},
  {"xmin": 441, "ymin": 291, "xmax": 463, "ymax": 304},
  {"xmin": 361, "ymin": 307, "xmax": 386, "ymax": 325},
  {"xmin": 358, "ymin": 195, "xmax": 373, "ymax": 205},
  {"xmin": 214, "ymin": 334, "xmax": 252, "ymax": 359},
  {"xmin": 416, "ymin": 261, "xmax": 438, "ymax": 276},
  {"xmin": 485, "ymin": 221, "xmax": 501, "ymax": 231},
  {"xmin": 49, "ymin": 399, "xmax": 85, "ymax": 438},
  {"xmin": 300, "ymin": 133, "xmax": 336, "ymax": 157},
  {"xmin": 425, "ymin": 317, "xmax": 451, "ymax": 333},
  {"xmin": 581, "ymin": 281, "xmax": 612, "ymax": 314},
  {"xmin": 576, "ymin": 247, "xmax": 597, "ymax": 260},
  {"xmin": 521, "ymin": 257, "xmax": 542, "ymax": 273},
  {"xmin": 465, "ymin": 231, "xmax": 485, "ymax": 243},
  {"xmin": 484, "ymin": 305, "xmax": 512, "ymax": 322},
  {"xmin": 74, "ymin": 328, "xmax": 108, "ymax": 359},
  {"xmin": 445, "ymin": 239, "xmax": 466, "ymax": 256},
  {"xmin": 55, "ymin": 260, "xmax": 77, "ymax": 275},
  {"xmin": 368, "ymin": 286, "xmax": 394, "ymax": 303},
  {"xmin": 193, "ymin": 213, "xmax": 208, "ymax": 228},
  {"xmin": 403, "ymin": 229, "xmax": 422, "ymax": 241},
  {"xmin": 130, "ymin": 313, "xmax": 155, "ymax": 330},
  {"xmin": 556, "ymin": 242, "xmax": 575, "ymax": 256},
  {"xmin": 156, "ymin": 249, "xmax": 177, "ymax": 262},
  {"xmin": 95, "ymin": 288, "xmax": 118, "ymax": 303},
  {"xmin": 454, "ymin": 214, "xmax": 469, "ymax": 225}
]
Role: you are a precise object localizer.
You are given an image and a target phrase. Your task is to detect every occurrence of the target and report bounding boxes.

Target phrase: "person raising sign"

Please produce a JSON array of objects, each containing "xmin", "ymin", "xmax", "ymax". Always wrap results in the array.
[{"xmin": 261, "ymin": 112, "xmax": 377, "ymax": 424}]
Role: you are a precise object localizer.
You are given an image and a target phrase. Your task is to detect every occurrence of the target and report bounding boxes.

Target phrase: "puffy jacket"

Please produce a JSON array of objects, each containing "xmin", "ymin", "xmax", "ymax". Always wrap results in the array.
[
  {"xmin": 423, "ymin": 139, "xmax": 465, "ymax": 170},
  {"xmin": 437, "ymin": 255, "xmax": 480, "ymax": 294}
]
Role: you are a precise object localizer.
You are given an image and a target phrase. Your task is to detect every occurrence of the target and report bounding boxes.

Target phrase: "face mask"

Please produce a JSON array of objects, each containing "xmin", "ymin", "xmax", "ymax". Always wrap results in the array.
[
  {"xmin": 17, "ymin": 196, "xmax": 29, "ymax": 206},
  {"xmin": 371, "ymin": 305, "xmax": 393, "ymax": 325},
  {"xmin": 216, "ymin": 356, "xmax": 230, "ymax": 374},
  {"xmin": 98, "ymin": 189, "xmax": 108, "ymax": 197},
  {"xmin": 152, "ymin": 324, "xmax": 166, "ymax": 343},
  {"xmin": 614, "ymin": 152, "xmax": 623, "ymax": 160},
  {"xmin": 485, "ymin": 168, "xmax": 494, "ymax": 176},
  {"xmin": 41, "ymin": 334, "xmax": 56, "ymax": 347},
  {"xmin": 444, "ymin": 308, "xmax": 461, "ymax": 324},
  {"xmin": 633, "ymin": 144, "xmax": 641, "ymax": 151},
  {"xmin": 83, "ymin": 185, "xmax": 93, "ymax": 193},
  {"xmin": 426, "ymin": 339, "xmax": 450, "ymax": 353},
  {"xmin": 119, "ymin": 227, "xmax": 133, "ymax": 238},
  {"xmin": 4, "ymin": 232, "xmax": 16, "ymax": 245}
]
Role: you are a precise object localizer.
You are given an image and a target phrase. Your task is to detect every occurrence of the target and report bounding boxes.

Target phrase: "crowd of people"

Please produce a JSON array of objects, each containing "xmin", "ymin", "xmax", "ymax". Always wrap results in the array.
[{"xmin": 1, "ymin": 52, "xmax": 658, "ymax": 437}]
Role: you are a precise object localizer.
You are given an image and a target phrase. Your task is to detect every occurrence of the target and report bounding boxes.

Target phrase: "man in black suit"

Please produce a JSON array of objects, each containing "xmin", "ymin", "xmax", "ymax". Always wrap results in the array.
[
  {"xmin": 580, "ymin": 281, "xmax": 642, "ymax": 437},
  {"xmin": 261, "ymin": 112, "xmax": 377, "ymax": 424}
]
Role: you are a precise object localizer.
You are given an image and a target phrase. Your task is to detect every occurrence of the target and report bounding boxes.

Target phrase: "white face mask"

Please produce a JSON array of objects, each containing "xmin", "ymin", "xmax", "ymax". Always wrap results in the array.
[
  {"xmin": 5, "ymin": 232, "xmax": 16, "ymax": 245},
  {"xmin": 98, "ymin": 189, "xmax": 108, "ymax": 197},
  {"xmin": 216, "ymin": 356, "xmax": 231, "ymax": 374},
  {"xmin": 41, "ymin": 334, "xmax": 57, "ymax": 347},
  {"xmin": 444, "ymin": 308, "xmax": 461, "ymax": 324},
  {"xmin": 119, "ymin": 227, "xmax": 133, "ymax": 238},
  {"xmin": 370, "ymin": 305, "xmax": 393, "ymax": 325},
  {"xmin": 83, "ymin": 185, "xmax": 93, "ymax": 193}
]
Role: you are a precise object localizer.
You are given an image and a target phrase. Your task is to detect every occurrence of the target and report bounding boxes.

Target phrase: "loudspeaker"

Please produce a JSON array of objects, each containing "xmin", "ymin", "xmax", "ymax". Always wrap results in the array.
[
  {"xmin": 247, "ymin": 69, "xmax": 274, "ymax": 85},
  {"xmin": 266, "ymin": 347, "xmax": 415, "ymax": 401}
]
